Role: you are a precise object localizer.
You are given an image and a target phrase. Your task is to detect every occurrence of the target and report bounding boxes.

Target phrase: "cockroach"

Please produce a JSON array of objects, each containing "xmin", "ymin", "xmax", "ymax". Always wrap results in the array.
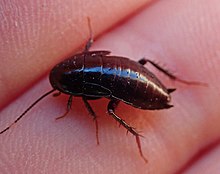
[{"xmin": 0, "ymin": 18, "xmax": 206, "ymax": 163}]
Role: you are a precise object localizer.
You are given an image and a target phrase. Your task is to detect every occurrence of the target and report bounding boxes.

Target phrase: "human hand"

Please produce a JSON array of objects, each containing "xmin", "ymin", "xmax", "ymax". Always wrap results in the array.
[{"xmin": 0, "ymin": 0, "xmax": 219, "ymax": 173}]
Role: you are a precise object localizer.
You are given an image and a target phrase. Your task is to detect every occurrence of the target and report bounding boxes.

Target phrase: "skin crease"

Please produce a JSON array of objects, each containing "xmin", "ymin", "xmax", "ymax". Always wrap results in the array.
[
  {"xmin": 0, "ymin": 0, "xmax": 220, "ymax": 174},
  {"xmin": 183, "ymin": 145, "xmax": 220, "ymax": 174}
]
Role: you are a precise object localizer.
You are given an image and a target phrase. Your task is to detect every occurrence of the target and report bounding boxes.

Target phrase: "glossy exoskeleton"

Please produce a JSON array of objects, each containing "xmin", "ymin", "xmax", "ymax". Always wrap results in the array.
[
  {"xmin": 50, "ymin": 50, "xmax": 174, "ymax": 110},
  {"xmin": 0, "ymin": 19, "xmax": 205, "ymax": 163}
]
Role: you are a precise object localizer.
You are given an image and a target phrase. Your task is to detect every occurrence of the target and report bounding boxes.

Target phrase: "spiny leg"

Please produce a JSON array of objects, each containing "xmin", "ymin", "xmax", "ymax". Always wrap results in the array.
[
  {"xmin": 84, "ymin": 17, "xmax": 94, "ymax": 52},
  {"xmin": 56, "ymin": 95, "xmax": 73, "ymax": 120},
  {"xmin": 82, "ymin": 97, "xmax": 99, "ymax": 145},
  {"xmin": 138, "ymin": 58, "xmax": 207, "ymax": 86},
  {"xmin": 107, "ymin": 99, "xmax": 148, "ymax": 163}
]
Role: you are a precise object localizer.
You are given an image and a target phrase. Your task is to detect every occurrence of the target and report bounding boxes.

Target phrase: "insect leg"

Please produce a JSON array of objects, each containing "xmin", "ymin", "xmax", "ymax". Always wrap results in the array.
[
  {"xmin": 82, "ymin": 97, "xmax": 99, "ymax": 145},
  {"xmin": 56, "ymin": 95, "xmax": 73, "ymax": 120},
  {"xmin": 84, "ymin": 17, "xmax": 93, "ymax": 52},
  {"xmin": 53, "ymin": 91, "xmax": 61, "ymax": 97},
  {"xmin": 138, "ymin": 58, "xmax": 207, "ymax": 86},
  {"xmin": 107, "ymin": 99, "xmax": 148, "ymax": 163},
  {"xmin": 138, "ymin": 58, "xmax": 178, "ymax": 80}
]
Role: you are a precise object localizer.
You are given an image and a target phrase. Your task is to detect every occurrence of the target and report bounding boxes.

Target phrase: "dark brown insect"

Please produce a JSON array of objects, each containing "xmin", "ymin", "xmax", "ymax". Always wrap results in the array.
[{"xmin": 0, "ymin": 18, "xmax": 206, "ymax": 163}]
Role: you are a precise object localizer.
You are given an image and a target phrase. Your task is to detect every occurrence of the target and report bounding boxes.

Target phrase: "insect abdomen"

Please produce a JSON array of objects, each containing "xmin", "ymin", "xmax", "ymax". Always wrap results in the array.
[{"xmin": 83, "ymin": 54, "xmax": 171, "ymax": 109}]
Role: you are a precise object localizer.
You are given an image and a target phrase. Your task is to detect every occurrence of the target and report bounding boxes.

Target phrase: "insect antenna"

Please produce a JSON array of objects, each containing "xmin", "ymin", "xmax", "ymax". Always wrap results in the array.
[{"xmin": 0, "ymin": 89, "xmax": 56, "ymax": 134}]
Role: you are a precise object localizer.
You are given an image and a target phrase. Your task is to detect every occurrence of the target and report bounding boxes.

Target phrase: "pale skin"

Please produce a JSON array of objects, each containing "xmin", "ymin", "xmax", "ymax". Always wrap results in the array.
[{"xmin": 0, "ymin": 0, "xmax": 220, "ymax": 173}]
